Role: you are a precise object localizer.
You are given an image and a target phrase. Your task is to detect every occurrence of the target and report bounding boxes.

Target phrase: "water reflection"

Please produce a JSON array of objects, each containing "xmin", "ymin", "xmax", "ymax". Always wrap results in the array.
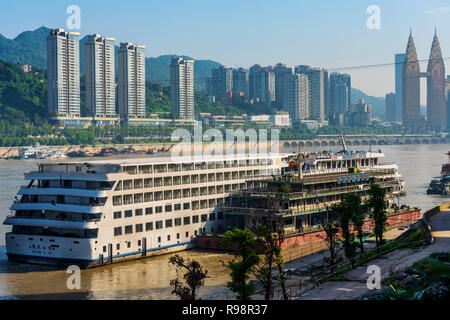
[{"xmin": 0, "ymin": 248, "xmax": 234, "ymax": 299}]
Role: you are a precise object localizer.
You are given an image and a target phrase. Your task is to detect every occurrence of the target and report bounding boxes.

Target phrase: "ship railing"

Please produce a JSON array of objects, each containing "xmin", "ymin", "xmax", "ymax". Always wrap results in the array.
[
  {"xmin": 231, "ymin": 185, "xmax": 368, "ymax": 199},
  {"xmin": 6, "ymin": 214, "xmax": 101, "ymax": 222},
  {"xmin": 21, "ymin": 185, "xmax": 112, "ymax": 191},
  {"xmin": 223, "ymin": 204, "xmax": 333, "ymax": 216},
  {"xmin": 231, "ymin": 180, "xmax": 401, "ymax": 200},
  {"xmin": 224, "ymin": 199, "xmax": 412, "ymax": 219},
  {"xmin": 14, "ymin": 200, "xmax": 104, "ymax": 207},
  {"xmin": 270, "ymin": 170, "xmax": 396, "ymax": 184}
]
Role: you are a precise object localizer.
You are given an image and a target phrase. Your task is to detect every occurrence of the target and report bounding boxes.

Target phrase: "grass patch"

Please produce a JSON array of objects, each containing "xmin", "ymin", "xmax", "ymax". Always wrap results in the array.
[{"xmin": 380, "ymin": 252, "xmax": 450, "ymax": 300}]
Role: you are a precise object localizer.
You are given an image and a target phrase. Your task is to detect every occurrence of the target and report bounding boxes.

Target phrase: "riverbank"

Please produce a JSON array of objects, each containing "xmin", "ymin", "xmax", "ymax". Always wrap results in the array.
[
  {"xmin": 1, "ymin": 137, "xmax": 449, "ymax": 159},
  {"xmin": 0, "ymin": 143, "xmax": 174, "ymax": 159}
]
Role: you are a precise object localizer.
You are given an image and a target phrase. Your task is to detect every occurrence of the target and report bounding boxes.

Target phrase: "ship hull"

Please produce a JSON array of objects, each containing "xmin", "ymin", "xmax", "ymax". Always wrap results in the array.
[{"xmin": 6, "ymin": 241, "xmax": 194, "ymax": 269}]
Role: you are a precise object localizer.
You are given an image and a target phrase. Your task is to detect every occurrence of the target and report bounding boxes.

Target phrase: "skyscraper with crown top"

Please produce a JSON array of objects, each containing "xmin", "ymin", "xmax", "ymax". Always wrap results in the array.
[{"xmin": 427, "ymin": 29, "xmax": 447, "ymax": 131}]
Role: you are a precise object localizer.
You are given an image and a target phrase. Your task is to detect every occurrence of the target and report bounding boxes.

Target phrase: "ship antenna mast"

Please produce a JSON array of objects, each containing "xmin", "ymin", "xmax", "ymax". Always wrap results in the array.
[{"xmin": 340, "ymin": 134, "xmax": 347, "ymax": 151}]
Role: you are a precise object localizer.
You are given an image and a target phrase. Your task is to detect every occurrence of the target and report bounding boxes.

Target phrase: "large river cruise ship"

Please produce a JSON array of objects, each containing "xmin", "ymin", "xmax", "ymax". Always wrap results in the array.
[{"xmin": 3, "ymin": 154, "xmax": 287, "ymax": 267}]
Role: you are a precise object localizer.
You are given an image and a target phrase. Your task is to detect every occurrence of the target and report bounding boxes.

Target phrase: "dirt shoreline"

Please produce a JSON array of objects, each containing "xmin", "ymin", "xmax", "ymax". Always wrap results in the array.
[{"xmin": 0, "ymin": 143, "xmax": 175, "ymax": 159}]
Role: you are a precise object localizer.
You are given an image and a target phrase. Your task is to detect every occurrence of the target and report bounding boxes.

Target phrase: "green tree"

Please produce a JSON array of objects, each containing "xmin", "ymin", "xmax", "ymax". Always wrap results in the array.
[
  {"xmin": 334, "ymin": 195, "xmax": 357, "ymax": 267},
  {"xmin": 253, "ymin": 222, "xmax": 288, "ymax": 300},
  {"xmin": 268, "ymin": 221, "xmax": 289, "ymax": 300},
  {"xmin": 321, "ymin": 210, "xmax": 340, "ymax": 269},
  {"xmin": 221, "ymin": 228, "xmax": 260, "ymax": 300},
  {"xmin": 368, "ymin": 184, "xmax": 387, "ymax": 254},
  {"xmin": 168, "ymin": 254, "xmax": 208, "ymax": 300},
  {"xmin": 350, "ymin": 195, "xmax": 366, "ymax": 260},
  {"xmin": 253, "ymin": 224, "xmax": 277, "ymax": 300}
]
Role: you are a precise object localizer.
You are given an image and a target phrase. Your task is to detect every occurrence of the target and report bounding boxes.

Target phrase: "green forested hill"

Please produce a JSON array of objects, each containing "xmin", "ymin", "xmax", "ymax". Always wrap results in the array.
[
  {"xmin": 0, "ymin": 59, "xmax": 259, "ymax": 127},
  {"xmin": 0, "ymin": 27, "xmax": 222, "ymax": 85},
  {"xmin": 0, "ymin": 26, "xmax": 49, "ymax": 69},
  {"xmin": 0, "ymin": 60, "xmax": 47, "ymax": 119}
]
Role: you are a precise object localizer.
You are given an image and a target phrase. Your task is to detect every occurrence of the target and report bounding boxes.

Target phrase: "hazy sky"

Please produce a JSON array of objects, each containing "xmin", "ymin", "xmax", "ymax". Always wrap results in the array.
[{"xmin": 1, "ymin": 0, "xmax": 450, "ymax": 102}]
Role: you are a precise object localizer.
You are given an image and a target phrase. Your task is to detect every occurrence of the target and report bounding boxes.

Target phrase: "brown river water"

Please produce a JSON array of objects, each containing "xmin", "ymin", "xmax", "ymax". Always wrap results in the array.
[{"xmin": 0, "ymin": 143, "xmax": 448, "ymax": 299}]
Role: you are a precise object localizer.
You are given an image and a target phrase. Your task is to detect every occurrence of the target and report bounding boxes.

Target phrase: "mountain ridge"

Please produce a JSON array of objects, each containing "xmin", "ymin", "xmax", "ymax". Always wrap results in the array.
[{"xmin": 0, "ymin": 27, "xmax": 222, "ymax": 85}]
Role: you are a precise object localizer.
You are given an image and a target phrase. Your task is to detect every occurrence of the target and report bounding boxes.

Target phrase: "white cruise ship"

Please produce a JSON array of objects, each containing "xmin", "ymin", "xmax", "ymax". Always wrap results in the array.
[{"xmin": 3, "ymin": 154, "xmax": 288, "ymax": 268}]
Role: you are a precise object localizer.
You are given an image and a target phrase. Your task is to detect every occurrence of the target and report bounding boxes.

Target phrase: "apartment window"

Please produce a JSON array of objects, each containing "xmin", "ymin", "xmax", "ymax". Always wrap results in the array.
[
  {"xmin": 125, "ymin": 210, "xmax": 132, "ymax": 218},
  {"xmin": 209, "ymin": 213, "xmax": 215, "ymax": 221},
  {"xmin": 194, "ymin": 230, "xmax": 197, "ymax": 236},
  {"xmin": 116, "ymin": 243, "xmax": 120, "ymax": 250},
  {"xmin": 135, "ymin": 208, "xmax": 143, "ymax": 216},
  {"xmin": 145, "ymin": 207, "xmax": 153, "ymax": 215},
  {"xmin": 135, "ymin": 224, "xmax": 143, "ymax": 233},
  {"xmin": 158, "ymin": 236, "xmax": 161, "ymax": 243},
  {"xmin": 201, "ymin": 214, "xmax": 207, "ymax": 222},
  {"xmin": 155, "ymin": 221, "xmax": 163, "ymax": 229},
  {"xmin": 183, "ymin": 203, "xmax": 190, "ymax": 210},
  {"xmin": 183, "ymin": 217, "xmax": 191, "ymax": 225},
  {"xmin": 174, "ymin": 218, "xmax": 181, "ymax": 226},
  {"xmin": 185, "ymin": 231, "xmax": 189, "ymax": 238},
  {"xmin": 114, "ymin": 227, "xmax": 122, "ymax": 236},
  {"xmin": 125, "ymin": 225, "xmax": 133, "ymax": 234},
  {"xmin": 103, "ymin": 246, "xmax": 106, "ymax": 252},
  {"xmin": 165, "ymin": 205, "xmax": 172, "ymax": 212},
  {"xmin": 167, "ymin": 235, "xmax": 171, "ymax": 241},
  {"xmin": 174, "ymin": 204, "xmax": 181, "ymax": 211},
  {"xmin": 177, "ymin": 233, "xmax": 180, "ymax": 239},
  {"xmin": 127, "ymin": 242, "xmax": 131, "ymax": 248},
  {"xmin": 192, "ymin": 215, "xmax": 199, "ymax": 223},
  {"xmin": 113, "ymin": 211, "xmax": 122, "ymax": 219},
  {"xmin": 155, "ymin": 206, "xmax": 163, "ymax": 213},
  {"xmin": 145, "ymin": 222, "xmax": 153, "ymax": 231},
  {"xmin": 165, "ymin": 219, "xmax": 173, "ymax": 228}
]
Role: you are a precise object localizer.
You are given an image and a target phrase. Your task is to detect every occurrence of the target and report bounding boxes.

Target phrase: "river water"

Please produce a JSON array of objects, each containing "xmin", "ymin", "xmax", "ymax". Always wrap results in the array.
[{"xmin": 0, "ymin": 144, "xmax": 448, "ymax": 299}]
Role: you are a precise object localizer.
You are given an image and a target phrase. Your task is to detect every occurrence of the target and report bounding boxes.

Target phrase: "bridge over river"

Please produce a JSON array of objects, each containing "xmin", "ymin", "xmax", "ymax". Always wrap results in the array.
[{"xmin": 281, "ymin": 136, "xmax": 449, "ymax": 149}]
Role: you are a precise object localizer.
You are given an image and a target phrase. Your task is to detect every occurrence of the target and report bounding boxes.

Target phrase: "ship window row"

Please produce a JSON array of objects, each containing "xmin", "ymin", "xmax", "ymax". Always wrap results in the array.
[
  {"xmin": 15, "ymin": 210, "xmax": 101, "ymax": 222},
  {"xmin": 112, "ymin": 182, "xmax": 261, "ymax": 206},
  {"xmin": 112, "ymin": 198, "xmax": 229, "ymax": 218},
  {"xmin": 112, "ymin": 230, "xmax": 194, "ymax": 253},
  {"xmin": 112, "ymin": 214, "xmax": 222, "ymax": 236},
  {"xmin": 115, "ymin": 227, "xmax": 224, "ymax": 252},
  {"xmin": 157, "ymin": 231, "xmax": 194, "ymax": 244},
  {"xmin": 314, "ymin": 158, "xmax": 376, "ymax": 171},
  {"xmin": 32, "ymin": 179, "xmax": 114, "ymax": 190},
  {"xmin": 114, "ymin": 171, "xmax": 267, "ymax": 191},
  {"xmin": 12, "ymin": 226, "xmax": 98, "ymax": 239},
  {"xmin": 121, "ymin": 159, "xmax": 273, "ymax": 175},
  {"xmin": 19, "ymin": 194, "xmax": 107, "ymax": 206}
]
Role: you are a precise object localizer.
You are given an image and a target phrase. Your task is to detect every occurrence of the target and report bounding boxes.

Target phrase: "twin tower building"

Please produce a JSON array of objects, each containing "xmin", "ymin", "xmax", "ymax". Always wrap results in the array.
[
  {"xmin": 400, "ymin": 30, "xmax": 448, "ymax": 131},
  {"xmin": 46, "ymin": 29, "xmax": 194, "ymax": 123}
]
